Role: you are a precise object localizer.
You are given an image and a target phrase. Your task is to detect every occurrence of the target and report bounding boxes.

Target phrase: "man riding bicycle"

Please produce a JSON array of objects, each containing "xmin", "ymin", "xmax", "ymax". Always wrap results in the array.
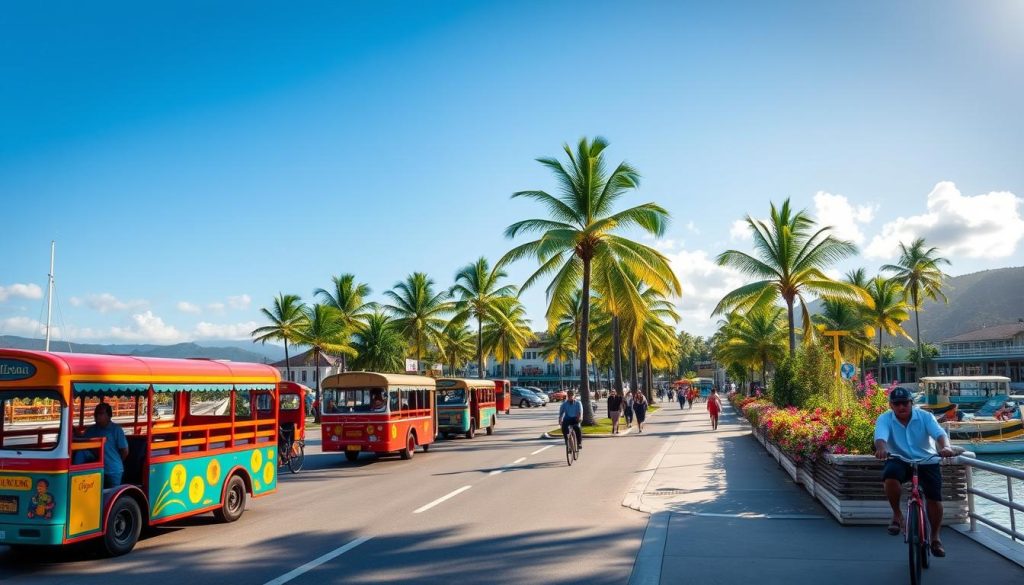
[
  {"xmin": 873, "ymin": 387, "xmax": 956, "ymax": 557},
  {"xmin": 559, "ymin": 389, "xmax": 583, "ymax": 450}
]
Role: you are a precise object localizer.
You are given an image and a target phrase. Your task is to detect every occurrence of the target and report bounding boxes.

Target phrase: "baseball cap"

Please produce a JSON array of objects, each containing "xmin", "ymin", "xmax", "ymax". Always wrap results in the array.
[{"xmin": 888, "ymin": 387, "xmax": 913, "ymax": 403}]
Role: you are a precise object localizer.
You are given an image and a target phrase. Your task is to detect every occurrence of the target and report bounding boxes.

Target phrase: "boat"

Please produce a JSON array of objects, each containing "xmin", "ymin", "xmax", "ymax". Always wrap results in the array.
[
  {"xmin": 920, "ymin": 376, "xmax": 1013, "ymax": 413},
  {"xmin": 951, "ymin": 436, "xmax": 1024, "ymax": 455}
]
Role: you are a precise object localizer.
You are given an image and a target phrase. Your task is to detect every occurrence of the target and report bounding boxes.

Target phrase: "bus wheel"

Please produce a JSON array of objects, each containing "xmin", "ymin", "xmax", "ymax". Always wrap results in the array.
[
  {"xmin": 400, "ymin": 433, "xmax": 416, "ymax": 460},
  {"xmin": 467, "ymin": 419, "xmax": 477, "ymax": 439},
  {"xmin": 422, "ymin": 443, "xmax": 430, "ymax": 452},
  {"xmin": 486, "ymin": 416, "xmax": 494, "ymax": 435},
  {"xmin": 344, "ymin": 451, "xmax": 359, "ymax": 462},
  {"xmin": 214, "ymin": 475, "xmax": 247, "ymax": 523},
  {"xmin": 103, "ymin": 497, "xmax": 142, "ymax": 557}
]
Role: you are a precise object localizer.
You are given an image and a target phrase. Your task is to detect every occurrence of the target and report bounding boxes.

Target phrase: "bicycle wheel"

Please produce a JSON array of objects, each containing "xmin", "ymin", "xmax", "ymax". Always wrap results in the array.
[
  {"xmin": 287, "ymin": 441, "xmax": 305, "ymax": 473},
  {"xmin": 920, "ymin": 504, "xmax": 930, "ymax": 570},
  {"xmin": 908, "ymin": 501, "xmax": 922, "ymax": 585},
  {"xmin": 565, "ymin": 433, "xmax": 574, "ymax": 466},
  {"xmin": 572, "ymin": 432, "xmax": 579, "ymax": 461}
]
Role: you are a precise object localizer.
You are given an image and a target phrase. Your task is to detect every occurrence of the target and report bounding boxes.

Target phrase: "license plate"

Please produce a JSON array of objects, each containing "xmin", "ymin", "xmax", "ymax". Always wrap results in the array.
[
  {"xmin": 346, "ymin": 445, "xmax": 361, "ymax": 452},
  {"xmin": 0, "ymin": 496, "xmax": 17, "ymax": 515}
]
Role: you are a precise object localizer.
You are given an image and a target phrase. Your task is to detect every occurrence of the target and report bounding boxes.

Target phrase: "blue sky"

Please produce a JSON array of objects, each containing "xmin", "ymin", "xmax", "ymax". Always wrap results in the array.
[{"xmin": 2, "ymin": 1, "xmax": 1023, "ymax": 344}]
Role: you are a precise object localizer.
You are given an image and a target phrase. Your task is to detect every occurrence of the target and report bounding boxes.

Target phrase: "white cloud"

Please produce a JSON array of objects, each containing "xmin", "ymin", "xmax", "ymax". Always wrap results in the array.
[
  {"xmin": 1, "ymin": 316, "xmax": 46, "ymax": 337},
  {"xmin": 0, "ymin": 283, "xmax": 44, "ymax": 302},
  {"xmin": 729, "ymin": 220, "xmax": 751, "ymax": 241},
  {"xmin": 193, "ymin": 320, "xmax": 260, "ymax": 340},
  {"xmin": 812, "ymin": 191, "xmax": 877, "ymax": 245},
  {"xmin": 666, "ymin": 247, "xmax": 747, "ymax": 337},
  {"xmin": 107, "ymin": 311, "xmax": 183, "ymax": 342},
  {"xmin": 176, "ymin": 301, "xmax": 202, "ymax": 314},
  {"xmin": 685, "ymin": 221, "xmax": 700, "ymax": 235},
  {"xmin": 227, "ymin": 294, "xmax": 252, "ymax": 310},
  {"xmin": 865, "ymin": 181, "xmax": 1024, "ymax": 260},
  {"xmin": 653, "ymin": 239, "xmax": 677, "ymax": 251},
  {"xmin": 71, "ymin": 293, "xmax": 148, "ymax": 314},
  {"xmin": 206, "ymin": 302, "xmax": 226, "ymax": 313}
]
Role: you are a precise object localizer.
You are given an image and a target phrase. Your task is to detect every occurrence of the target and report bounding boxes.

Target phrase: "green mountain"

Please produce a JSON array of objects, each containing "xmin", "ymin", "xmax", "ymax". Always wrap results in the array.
[{"xmin": 0, "ymin": 335, "xmax": 279, "ymax": 364}]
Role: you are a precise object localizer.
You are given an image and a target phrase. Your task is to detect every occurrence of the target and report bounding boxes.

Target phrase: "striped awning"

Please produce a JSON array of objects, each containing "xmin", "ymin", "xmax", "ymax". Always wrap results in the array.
[
  {"xmin": 234, "ymin": 383, "xmax": 276, "ymax": 392},
  {"xmin": 152, "ymin": 383, "xmax": 234, "ymax": 393},
  {"xmin": 73, "ymin": 382, "xmax": 151, "ymax": 395}
]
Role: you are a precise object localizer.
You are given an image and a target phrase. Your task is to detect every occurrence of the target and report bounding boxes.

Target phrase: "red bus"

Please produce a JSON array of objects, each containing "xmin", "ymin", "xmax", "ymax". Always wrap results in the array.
[
  {"xmin": 492, "ymin": 379, "xmax": 511, "ymax": 415},
  {"xmin": 320, "ymin": 372, "xmax": 436, "ymax": 463},
  {"xmin": 0, "ymin": 350, "xmax": 280, "ymax": 556}
]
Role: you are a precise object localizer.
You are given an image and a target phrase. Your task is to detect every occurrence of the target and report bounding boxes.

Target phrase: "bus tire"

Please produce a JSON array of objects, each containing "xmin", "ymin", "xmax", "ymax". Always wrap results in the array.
[
  {"xmin": 422, "ymin": 443, "xmax": 430, "ymax": 452},
  {"xmin": 103, "ymin": 496, "xmax": 142, "ymax": 557},
  {"xmin": 466, "ymin": 419, "xmax": 476, "ymax": 439},
  {"xmin": 344, "ymin": 451, "xmax": 359, "ymax": 462},
  {"xmin": 214, "ymin": 475, "xmax": 247, "ymax": 523},
  {"xmin": 506, "ymin": 408, "xmax": 510, "ymax": 415},
  {"xmin": 400, "ymin": 433, "xmax": 416, "ymax": 460},
  {"xmin": 486, "ymin": 416, "xmax": 494, "ymax": 435}
]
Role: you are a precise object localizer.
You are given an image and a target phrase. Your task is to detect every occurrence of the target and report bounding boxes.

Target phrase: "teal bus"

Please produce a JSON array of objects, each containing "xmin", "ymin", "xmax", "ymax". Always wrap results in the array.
[{"xmin": 436, "ymin": 378, "xmax": 496, "ymax": 439}]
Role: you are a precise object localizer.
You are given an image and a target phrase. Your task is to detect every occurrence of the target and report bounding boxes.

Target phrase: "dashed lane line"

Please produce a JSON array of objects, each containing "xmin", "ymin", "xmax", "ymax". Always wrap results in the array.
[
  {"xmin": 413, "ymin": 485, "xmax": 473, "ymax": 514},
  {"xmin": 530, "ymin": 445, "xmax": 554, "ymax": 456},
  {"xmin": 262, "ymin": 536, "xmax": 373, "ymax": 585}
]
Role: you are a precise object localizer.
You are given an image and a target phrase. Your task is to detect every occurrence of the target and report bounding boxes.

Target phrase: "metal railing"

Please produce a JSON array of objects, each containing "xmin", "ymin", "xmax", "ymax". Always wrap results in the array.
[
  {"xmin": 939, "ymin": 345, "xmax": 1024, "ymax": 358},
  {"xmin": 957, "ymin": 454, "xmax": 1024, "ymax": 542}
]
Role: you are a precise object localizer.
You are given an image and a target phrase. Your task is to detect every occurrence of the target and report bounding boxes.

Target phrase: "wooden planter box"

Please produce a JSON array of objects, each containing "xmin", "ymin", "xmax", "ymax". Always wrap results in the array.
[{"xmin": 751, "ymin": 427, "xmax": 969, "ymax": 525}]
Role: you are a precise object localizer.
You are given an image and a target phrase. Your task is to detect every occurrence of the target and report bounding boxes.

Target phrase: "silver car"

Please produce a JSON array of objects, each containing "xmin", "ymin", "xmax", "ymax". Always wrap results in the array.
[
  {"xmin": 511, "ymin": 386, "xmax": 544, "ymax": 408},
  {"xmin": 526, "ymin": 386, "xmax": 550, "ymax": 405}
]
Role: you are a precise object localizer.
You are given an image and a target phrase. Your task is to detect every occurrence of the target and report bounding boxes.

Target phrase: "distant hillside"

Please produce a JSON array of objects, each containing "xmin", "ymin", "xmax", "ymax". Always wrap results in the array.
[
  {"xmin": 0, "ymin": 335, "xmax": 282, "ymax": 364},
  {"xmin": 810, "ymin": 266, "xmax": 1024, "ymax": 345}
]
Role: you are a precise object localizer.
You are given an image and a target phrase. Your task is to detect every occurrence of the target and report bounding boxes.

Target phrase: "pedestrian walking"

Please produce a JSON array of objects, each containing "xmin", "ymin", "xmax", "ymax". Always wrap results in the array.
[
  {"xmin": 607, "ymin": 390, "xmax": 624, "ymax": 435},
  {"xmin": 632, "ymin": 390, "xmax": 648, "ymax": 433},
  {"xmin": 686, "ymin": 388, "xmax": 696, "ymax": 409},
  {"xmin": 707, "ymin": 388, "xmax": 723, "ymax": 430},
  {"xmin": 623, "ymin": 390, "xmax": 634, "ymax": 428},
  {"xmin": 677, "ymin": 388, "xmax": 686, "ymax": 410}
]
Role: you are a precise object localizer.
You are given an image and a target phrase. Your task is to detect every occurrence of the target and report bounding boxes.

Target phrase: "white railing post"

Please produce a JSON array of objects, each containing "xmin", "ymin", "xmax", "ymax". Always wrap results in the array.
[
  {"xmin": 1009, "ymin": 476, "xmax": 1017, "ymax": 542},
  {"xmin": 967, "ymin": 464, "xmax": 977, "ymax": 533}
]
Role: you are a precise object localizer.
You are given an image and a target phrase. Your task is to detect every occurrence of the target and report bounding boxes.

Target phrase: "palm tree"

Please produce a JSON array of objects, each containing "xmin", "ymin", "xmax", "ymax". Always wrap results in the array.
[
  {"xmin": 715, "ymin": 199, "xmax": 860, "ymax": 355},
  {"xmin": 438, "ymin": 321, "xmax": 476, "ymax": 376},
  {"xmin": 294, "ymin": 304, "xmax": 354, "ymax": 406},
  {"xmin": 500, "ymin": 137, "xmax": 680, "ymax": 425},
  {"xmin": 251, "ymin": 293, "xmax": 307, "ymax": 382},
  {"xmin": 716, "ymin": 307, "xmax": 788, "ymax": 387},
  {"xmin": 449, "ymin": 257, "xmax": 518, "ymax": 378},
  {"xmin": 863, "ymin": 276, "xmax": 912, "ymax": 383},
  {"xmin": 881, "ymin": 238, "xmax": 950, "ymax": 379},
  {"xmin": 384, "ymin": 273, "xmax": 452, "ymax": 367},
  {"xmin": 314, "ymin": 274, "xmax": 377, "ymax": 373},
  {"xmin": 482, "ymin": 300, "xmax": 533, "ymax": 378},
  {"xmin": 539, "ymin": 325, "xmax": 576, "ymax": 390},
  {"xmin": 351, "ymin": 312, "xmax": 406, "ymax": 373}
]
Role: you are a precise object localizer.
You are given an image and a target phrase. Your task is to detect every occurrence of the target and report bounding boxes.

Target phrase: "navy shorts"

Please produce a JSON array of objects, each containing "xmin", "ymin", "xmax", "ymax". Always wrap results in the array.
[{"xmin": 882, "ymin": 460, "xmax": 942, "ymax": 501}]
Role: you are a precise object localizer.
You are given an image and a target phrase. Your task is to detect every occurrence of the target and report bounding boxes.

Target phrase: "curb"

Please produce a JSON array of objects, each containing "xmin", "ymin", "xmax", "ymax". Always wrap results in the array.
[{"xmin": 540, "ymin": 426, "xmax": 635, "ymax": 440}]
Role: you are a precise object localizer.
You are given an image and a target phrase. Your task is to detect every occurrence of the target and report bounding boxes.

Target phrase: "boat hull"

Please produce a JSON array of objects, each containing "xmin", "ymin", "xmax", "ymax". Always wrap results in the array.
[{"xmin": 952, "ymin": 438, "xmax": 1024, "ymax": 454}]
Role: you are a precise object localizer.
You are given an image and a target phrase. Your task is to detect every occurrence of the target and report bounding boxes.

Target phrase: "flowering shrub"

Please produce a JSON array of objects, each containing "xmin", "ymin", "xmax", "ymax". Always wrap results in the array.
[{"xmin": 734, "ymin": 377, "xmax": 893, "ymax": 462}]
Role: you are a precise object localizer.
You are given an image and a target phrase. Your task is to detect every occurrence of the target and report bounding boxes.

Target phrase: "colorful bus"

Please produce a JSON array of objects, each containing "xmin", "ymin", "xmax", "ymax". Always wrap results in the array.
[
  {"xmin": 437, "ymin": 378, "xmax": 497, "ymax": 439},
  {"xmin": 697, "ymin": 377, "xmax": 715, "ymax": 398},
  {"xmin": 492, "ymin": 379, "xmax": 511, "ymax": 415},
  {"xmin": 0, "ymin": 350, "xmax": 280, "ymax": 556},
  {"xmin": 320, "ymin": 372, "xmax": 436, "ymax": 463}
]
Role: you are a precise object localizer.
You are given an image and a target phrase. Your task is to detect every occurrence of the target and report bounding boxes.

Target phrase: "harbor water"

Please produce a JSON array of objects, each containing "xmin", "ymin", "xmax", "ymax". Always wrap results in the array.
[{"xmin": 971, "ymin": 454, "xmax": 1024, "ymax": 538}]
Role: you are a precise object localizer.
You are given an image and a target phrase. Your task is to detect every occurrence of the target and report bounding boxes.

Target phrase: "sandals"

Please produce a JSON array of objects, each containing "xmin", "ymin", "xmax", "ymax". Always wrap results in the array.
[
  {"xmin": 887, "ymin": 519, "xmax": 902, "ymax": 536},
  {"xmin": 931, "ymin": 541, "xmax": 946, "ymax": 557}
]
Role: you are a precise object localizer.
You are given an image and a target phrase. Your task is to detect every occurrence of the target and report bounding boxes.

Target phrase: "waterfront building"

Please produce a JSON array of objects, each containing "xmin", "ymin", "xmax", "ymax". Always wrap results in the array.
[
  {"xmin": 272, "ymin": 348, "xmax": 343, "ymax": 388},
  {"xmin": 933, "ymin": 321, "xmax": 1024, "ymax": 390}
]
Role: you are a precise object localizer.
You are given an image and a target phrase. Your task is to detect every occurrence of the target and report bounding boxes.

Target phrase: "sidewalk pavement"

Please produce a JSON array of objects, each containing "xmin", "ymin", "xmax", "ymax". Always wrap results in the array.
[{"xmin": 623, "ymin": 401, "xmax": 1024, "ymax": 585}]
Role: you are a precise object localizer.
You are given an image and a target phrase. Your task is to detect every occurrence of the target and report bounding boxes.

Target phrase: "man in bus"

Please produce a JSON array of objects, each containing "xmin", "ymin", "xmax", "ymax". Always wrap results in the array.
[
  {"xmin": 559, "ymin": 389, "xmax": 583, "ymax": 450},
  {"xmin": 873, "ymin": 387, "xmax": 956, "ymax": 557},
  {"xmin": 81, "ymin": 402, "xmax": 130, "ymax": 488}
]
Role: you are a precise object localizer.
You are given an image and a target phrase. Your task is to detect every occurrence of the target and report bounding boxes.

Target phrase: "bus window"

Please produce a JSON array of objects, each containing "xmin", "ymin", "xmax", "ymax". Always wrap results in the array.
[
  {"xmin": 1, "ymin": 390, "xmax": 63, "ymax": 451},
  {"xmin": 322, "ymin": 388, "xmax": 386, "ymax": 414},
  {"xmin": 277, "ymin": 394, "xmax": 299, "ymax": 411},
  {"xmin": 389, "ymin": 390, "xmax": 400, "ymax": 412},
  {"xmin": 235, "ymin": 391, "xmax": 252, "ymax": 419},
  {"xmin": 189, "ymin": 391, "xmax": 231, "ymax": 416},
  {"xmin": 150, "ymin": 394, "xmax": 176, "ymax": 421},
  {"xmin": 438, "ymin": 389, "xmax": 466, "ymax": 405}
]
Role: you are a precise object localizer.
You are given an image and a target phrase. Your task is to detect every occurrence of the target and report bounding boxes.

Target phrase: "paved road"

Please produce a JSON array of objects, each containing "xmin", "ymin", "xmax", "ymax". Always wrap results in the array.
[{"xmin": 0, "ymin": 403, "xmax": 664, "ymax": 584}]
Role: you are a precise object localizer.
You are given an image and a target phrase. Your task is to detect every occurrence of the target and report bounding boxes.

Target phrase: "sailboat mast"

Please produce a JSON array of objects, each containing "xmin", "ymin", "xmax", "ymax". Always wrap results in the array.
[{"xmin": 45, "ymin": 240, "xmax": 55, "ymax": 352}]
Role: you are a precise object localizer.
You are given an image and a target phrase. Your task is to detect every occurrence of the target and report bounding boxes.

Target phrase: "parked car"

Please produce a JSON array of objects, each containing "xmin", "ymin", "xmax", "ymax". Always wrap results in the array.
[
  {"xmin": 548, "ymin": 389, "xmax": 567, "ymax": 401},
  {"xmin": 526, "ymin": 387, "xmax": 550, "ymax": 405},
  {"xmin": 511, "ymin": 386, "xmax": 544, "ymax": 408}
]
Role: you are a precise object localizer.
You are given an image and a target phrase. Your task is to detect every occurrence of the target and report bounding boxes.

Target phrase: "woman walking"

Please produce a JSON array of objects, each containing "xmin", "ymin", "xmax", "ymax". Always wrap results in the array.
[
  {"xmin": 607, "ymin": 390, "xmax": 624, "ymax": 435},
  {"xmin": 707, "ymin": 387, "xmax": 723, "ymax": 431},
  {"xmin": 623, "ymin": 390, "xmax": 634, "ymax": 429},
  {"xmin": 632, "ymin": 390, "xmax": 648, "ymax": 433}
]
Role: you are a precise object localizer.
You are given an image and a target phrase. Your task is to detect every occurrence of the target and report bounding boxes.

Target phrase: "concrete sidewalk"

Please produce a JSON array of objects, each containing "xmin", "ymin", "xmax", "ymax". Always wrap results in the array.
[{"xmin": 624, "ymin": 402, "xmax": 1023, "ymax": 584}]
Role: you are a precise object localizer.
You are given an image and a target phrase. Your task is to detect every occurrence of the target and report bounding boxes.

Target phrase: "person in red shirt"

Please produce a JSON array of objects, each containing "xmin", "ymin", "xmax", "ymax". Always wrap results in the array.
[{"xmin": 707, "ymin": 388, "xmax": 723, "ymax": 430}]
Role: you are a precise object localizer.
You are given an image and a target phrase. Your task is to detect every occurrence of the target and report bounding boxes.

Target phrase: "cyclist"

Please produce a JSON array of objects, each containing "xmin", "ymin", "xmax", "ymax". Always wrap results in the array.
[
  {"xmin": 559, "ymin": 389, "xmax": 583, "ymax": 451},
  {"xmin": 873, "ymin": 387, "xmax": 956, "ymax": 557}
]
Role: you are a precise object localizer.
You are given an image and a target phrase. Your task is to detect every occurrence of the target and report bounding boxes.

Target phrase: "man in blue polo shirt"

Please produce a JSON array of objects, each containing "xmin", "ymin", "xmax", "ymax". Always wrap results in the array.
[
  {"xmin": 82, "ymin": 402, "xmax": 130, "ymax": 488},
  {"xmin": 874, "ymin": 387, "xmax": 956, "ymax": 557},
  {"xmin": 559, "ymin": 389, "xmax": 583, "ymax": 450}
]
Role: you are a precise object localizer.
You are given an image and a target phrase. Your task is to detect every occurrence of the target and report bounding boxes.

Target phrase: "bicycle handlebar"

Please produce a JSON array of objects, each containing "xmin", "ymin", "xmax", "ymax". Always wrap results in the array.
[{"xmin": 886, "ymin": 453, "xmax": 942, "ymax": 464}]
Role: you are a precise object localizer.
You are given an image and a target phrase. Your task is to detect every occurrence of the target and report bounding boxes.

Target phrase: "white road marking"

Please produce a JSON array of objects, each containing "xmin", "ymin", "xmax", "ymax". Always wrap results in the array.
[
  {"xmin": 413, "ymin": 485, "xmax": 472, "ymax": 514},
  {"xmin": 530, "ymin": 445, "xmax": 554, "ymax": 455},
  {"xmin": 512, "ymin": 457, "xmax": 526, "ymax": 464},
  {"xmin": 262, "ymin": 536, "xmax": 373, "ymax": 585}
]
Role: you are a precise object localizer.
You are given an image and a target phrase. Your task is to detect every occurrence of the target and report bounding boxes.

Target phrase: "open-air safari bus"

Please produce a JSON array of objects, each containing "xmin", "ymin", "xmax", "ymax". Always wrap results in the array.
[
  {"xmin": 492, "ymin": 379, "xmax": 512, "ymax": 415},
  {"xmin": 436, "ymin": 378, "xmax": 497, "ymax": 439},
  {"xmin": 320, "ymin": 372, "xmax": 437, "ymax": 463},
  {"xmin": 0, "ymin": 350, "xmax": 281, "ymax": 556}
]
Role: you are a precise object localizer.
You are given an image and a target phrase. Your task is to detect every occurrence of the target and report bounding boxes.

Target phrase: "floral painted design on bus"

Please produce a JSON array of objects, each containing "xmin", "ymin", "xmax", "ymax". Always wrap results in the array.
[
  {"xmin": 26, "ymin": 479, "xmax": 56, "ymax": 519},
  {"xmin": 149, "ymin": 447, "xmax": 277, "ymax": 519}
]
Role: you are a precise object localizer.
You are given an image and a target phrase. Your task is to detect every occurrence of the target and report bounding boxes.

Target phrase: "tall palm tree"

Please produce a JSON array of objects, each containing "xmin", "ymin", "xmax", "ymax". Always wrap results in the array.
[
  {"xmin": 449, "ymin": 257, "xmax": 518, "ymax": 378},
  {"xmin": 384, "ymin": 273, "xmax": 452, "ymax": 367},
  {"xmin": 881, "ymin": 238, "xmax": 950, "ymax": 379},
  {"xmin": 251, "ymin": 293, "xmax": 307, "ymax": 382},
  {"xmin": 351, "ymin": 312, "xmax": 406, "ymax": 373},
  {"xmin": 438, "ymin": 321, "xmax": 476, "ymax": 376},
  {"xmin": 863, "ymin": 276, "xmax": 912, "ymax": 383},
  {"xmin": 482, "ymin": 300, "xmax": 533, "ymax": 378},
  {"xmin": 294, "ymin": 304, "xmax": 354, "ymax": 404},
  {"xmin": 715, "ymin": 199, "xmax": 860, "ymax": 355},
  {"xmin": 716, "ymin": 307, "xmax": 788, "ymax": 386},
  {"xmin": 500, "ymin": 137, "xmax": 680, "ymax": 425},
  {"xmin": 539, "ymin": 325, "xmax": 576, "ymax": 390},
  {"xmin": 314, "ymin": 274, "xmax": 377, "ymax": 373}
]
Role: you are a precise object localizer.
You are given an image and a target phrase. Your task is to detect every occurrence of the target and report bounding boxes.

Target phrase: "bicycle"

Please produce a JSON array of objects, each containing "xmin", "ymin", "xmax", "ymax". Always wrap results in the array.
[
  {"xmin": 562, "ymin": 421, "xmax": 579, "ymax": 466},
  {"xmin": 278, "ymin": 428, "xmax": 305, "ymax": 474},
  {"xmin": 888, "ymin": 453, "xmax": 940, "ymax": 584}
]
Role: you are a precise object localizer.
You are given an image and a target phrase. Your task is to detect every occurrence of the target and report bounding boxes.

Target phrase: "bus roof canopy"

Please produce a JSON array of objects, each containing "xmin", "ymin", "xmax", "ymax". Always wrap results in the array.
[
  {"xmin": 437, "ymin": 378, "xmax": 496, "ymax": 390},
  {"xmin": 321, "ymin": 372, "xmax": 437, "ymax": 389}
]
